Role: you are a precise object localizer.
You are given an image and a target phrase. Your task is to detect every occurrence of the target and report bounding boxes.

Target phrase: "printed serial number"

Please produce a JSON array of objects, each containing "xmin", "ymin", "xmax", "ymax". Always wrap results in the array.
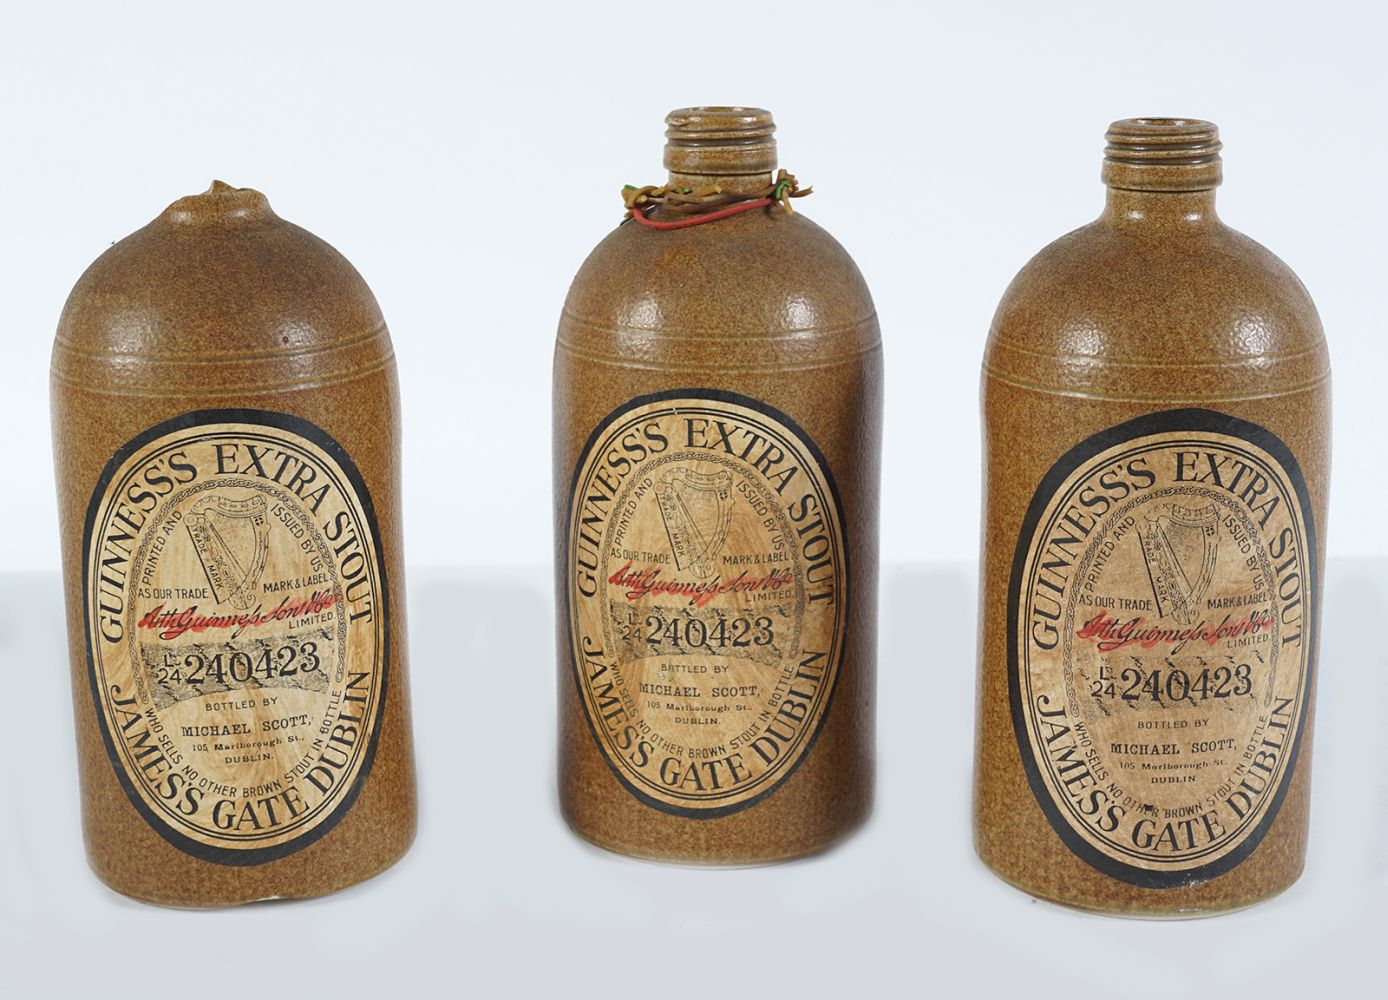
[
  {"xmin": 141, "ymin": 631, "xmax": 333, "ymax": 708},
  {"xmin": 157, "ymin": 642, "xmax": 321, "ymax": 686},
  {"xmin": 1090, "ymin": 663, "xmax": 1254, "ymax": 703},
  {"xmin": 642, "ymin": 613, "xmax": 775, "ymax": 649}
]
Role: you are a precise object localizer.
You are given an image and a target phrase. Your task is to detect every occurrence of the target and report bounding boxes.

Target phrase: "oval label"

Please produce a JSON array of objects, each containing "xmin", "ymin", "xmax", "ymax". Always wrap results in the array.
[
  {"xmin": 1008, "ymin": 409, "xmax": 1317, "ymax": 887},
  {"xmin": 565, "ymin": 390, "xmax": 848, "ymax": 816},
  {"xmin": 81, "ymin": 410, "xmax": 388, "ymax": 865}
]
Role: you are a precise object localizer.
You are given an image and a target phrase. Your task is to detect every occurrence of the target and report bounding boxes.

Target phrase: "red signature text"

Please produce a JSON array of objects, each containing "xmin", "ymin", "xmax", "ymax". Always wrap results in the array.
[{"xmin": 136, "ymin": 591, "xmax": 341, "ymax": 640}]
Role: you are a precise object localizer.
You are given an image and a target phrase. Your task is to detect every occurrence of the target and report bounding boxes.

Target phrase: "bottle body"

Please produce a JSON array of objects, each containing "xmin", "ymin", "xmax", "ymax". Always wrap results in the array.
[
  {"xmin": 973, "ymin": 121, "xmax": 1330, "ymax": 915},
  {"xmin": 51, "ymin": 184, "xmax": 417, "ymax": 905},
  {"xmin": 554, "ymin": 110, "xmax": 881, "ymax": 864}
]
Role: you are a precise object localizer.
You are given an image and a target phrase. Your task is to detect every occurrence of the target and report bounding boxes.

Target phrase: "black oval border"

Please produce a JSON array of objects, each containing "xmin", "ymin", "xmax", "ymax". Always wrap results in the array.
[
  {"xmin": 562, "ymin": 388, "xmax": 851, "ymax": 819},
  {"xmin": 1006, "ymin": 407, "xmax": 1319, "ymax": 889},
  {"xmin": 80, "ymin": 408, "xmax": 391, "ymax": 867}
]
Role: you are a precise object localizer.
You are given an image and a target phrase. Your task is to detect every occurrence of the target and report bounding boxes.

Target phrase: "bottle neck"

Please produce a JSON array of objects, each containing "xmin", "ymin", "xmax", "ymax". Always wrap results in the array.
[
  {"xmin": 1101, "ymin": 187, "xmax": 1219, "ymax": 229},
  {"xmin": 662, "ymin": 106, "xmax": 777, "ymax": 197},
  {"xmin": 1099, "ymin": 118, "xmax": 1223, "ymax": 230},
  {"xmin": 665, "ymin": 168, "xmax": 775, "ymax": 197},
  {"xmin": 161, "ymin": 180, "xmax": 278, "ymax": 227}
]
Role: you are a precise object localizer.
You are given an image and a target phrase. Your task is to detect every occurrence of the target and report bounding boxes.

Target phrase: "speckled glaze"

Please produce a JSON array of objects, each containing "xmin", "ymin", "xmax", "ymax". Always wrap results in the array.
[
  {"xmin": 973, "ymin": 119, "xmax": 1331, "ymax": 915},
  {"xmin": 554, "ymin": 108, "xmax": 882, "ymax": 864},
  {"xmin": 50, "ymin": 183, "xmax": 417, "ymax": 906}
]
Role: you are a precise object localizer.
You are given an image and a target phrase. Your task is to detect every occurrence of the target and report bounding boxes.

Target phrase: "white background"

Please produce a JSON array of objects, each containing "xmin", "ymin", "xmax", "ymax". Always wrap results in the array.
[
  {"xmin": 2, "ymin": 0, "xmax": 1384, "ymax": 570},
  {"xmin": 2, "ymin": 2, "xmax": 1385, "ymax": 998}
]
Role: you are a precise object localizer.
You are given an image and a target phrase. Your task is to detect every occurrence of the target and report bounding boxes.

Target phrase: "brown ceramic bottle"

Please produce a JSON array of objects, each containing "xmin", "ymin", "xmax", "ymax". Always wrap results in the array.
[
  {"xmin": 554, "ymin": 108, "xmax": 882, "ymax": 864},
  {"xmin": 50, "ymin": 182, "xmax": 417, "ymax": 905},
  {"xmin": 974, "ymin": 119, "xmax": 1330, "ymax": 915}
]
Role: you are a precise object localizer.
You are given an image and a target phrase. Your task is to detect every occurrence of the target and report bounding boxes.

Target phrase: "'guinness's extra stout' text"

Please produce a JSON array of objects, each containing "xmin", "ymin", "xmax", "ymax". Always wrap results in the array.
[
  {"xmin": 555, "ymin": 108, "xmax": 882, "ymax": 863},
  {"xmin": 974, "ymin": 121, "xmax": 1330, "ymax": 915},
  {"xmin": 52, "ymin": 183, "xmax": 417, "ymax": 905}
]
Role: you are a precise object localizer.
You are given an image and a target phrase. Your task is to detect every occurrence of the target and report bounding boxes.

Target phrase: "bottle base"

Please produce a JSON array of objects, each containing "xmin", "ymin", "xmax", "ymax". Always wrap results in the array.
[
  {"xmin": 977, "ymin": 848, "xmax": 1302, "ymax": 919},
  {"xmin": 562, "ymin": 807, "xmax": 871, "ymax": 868},
  {"xmin": 88, "ymin": 827, "xmax": 417, "ymax": 909}
]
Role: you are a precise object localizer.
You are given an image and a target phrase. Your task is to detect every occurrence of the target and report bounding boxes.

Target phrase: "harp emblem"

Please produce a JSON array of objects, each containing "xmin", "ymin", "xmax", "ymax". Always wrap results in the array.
[
  {"xmin": 185, "ymin": 492, "xmax": 271, "ymax": 609},
  {"xmin": 654, "ymin": 466, "xmax": 734, "ymax": 580},
  {"xmin": 1139, "ymin": 502, "xmax": 1220, "ymax": 625}
]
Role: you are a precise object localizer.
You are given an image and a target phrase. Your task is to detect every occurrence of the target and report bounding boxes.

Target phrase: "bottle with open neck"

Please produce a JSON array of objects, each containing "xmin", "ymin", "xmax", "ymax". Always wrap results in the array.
[
  {"xmin": 974, "ymin": 118, "xmax": 1331, "ymax": 915},
  {"xmin": 554, "ymin": 107, "xmax": 882, "ymax": 864}
]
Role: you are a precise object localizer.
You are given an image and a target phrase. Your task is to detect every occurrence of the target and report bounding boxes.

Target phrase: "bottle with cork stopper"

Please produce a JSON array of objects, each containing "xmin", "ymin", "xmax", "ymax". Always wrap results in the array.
[{"xmin": 554, "ymin": 107, "xmax": 883, "ymax": 864}]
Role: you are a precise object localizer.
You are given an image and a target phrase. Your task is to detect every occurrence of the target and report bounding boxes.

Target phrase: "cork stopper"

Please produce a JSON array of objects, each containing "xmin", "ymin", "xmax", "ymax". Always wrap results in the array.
[
  {"xmin": 161, "ymin": 180, "xmax": 278, "ymax": 225},
  {"xmin": 664, "ymin": 107, "xmax": 777, "ymax": 185},
  {"xmin": 1103, "ymin": 118, "xmax": 1222, "ymax": 192}
]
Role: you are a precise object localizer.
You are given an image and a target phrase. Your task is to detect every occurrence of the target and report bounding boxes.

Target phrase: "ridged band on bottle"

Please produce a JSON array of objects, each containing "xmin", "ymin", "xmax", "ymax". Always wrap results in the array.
[
  {"xmin": 1102, "ymin": 118, "xmax": 1222, "ymax": 192},
  {"xmin": 664, "ymin": 106, "xmax": 778, "ymax": 177}
]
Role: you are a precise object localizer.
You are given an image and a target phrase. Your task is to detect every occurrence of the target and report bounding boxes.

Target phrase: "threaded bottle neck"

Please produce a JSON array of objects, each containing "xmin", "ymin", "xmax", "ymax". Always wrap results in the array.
[
  {"xmin": 1102, "ymin": 118, "xmax": 1222, "ymax": 193},
  {"xmin": 664, "ymin": 106, "xmax": 777, "ymax": 194}
]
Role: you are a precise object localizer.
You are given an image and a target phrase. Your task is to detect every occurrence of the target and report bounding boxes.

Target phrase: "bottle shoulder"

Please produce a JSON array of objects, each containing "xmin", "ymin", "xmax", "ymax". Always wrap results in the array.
[
  {"xmin": 52, "ymin": 215, "xmax": 393, "ymax": 395},
  {"xmin": 983, "ymin": 218, "xmax": 1329, "ymax": 401},
  {"xmin": 557, "ymin": 210, "xmax": 880, "ymax": 369}
]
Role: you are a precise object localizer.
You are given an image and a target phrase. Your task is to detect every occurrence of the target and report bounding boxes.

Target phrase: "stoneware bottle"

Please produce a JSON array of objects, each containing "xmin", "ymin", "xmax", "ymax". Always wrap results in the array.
[
  {"xmin": 974, "ymin": 119, "xmax": 1330, "ymax": 915},
  {"xmin": 554, "ymin": 107, "xmax": 882, "ymax": 864},
  {"xmin": 51, "ymin": 182, "xmax": 417, "ymax": 905}
]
